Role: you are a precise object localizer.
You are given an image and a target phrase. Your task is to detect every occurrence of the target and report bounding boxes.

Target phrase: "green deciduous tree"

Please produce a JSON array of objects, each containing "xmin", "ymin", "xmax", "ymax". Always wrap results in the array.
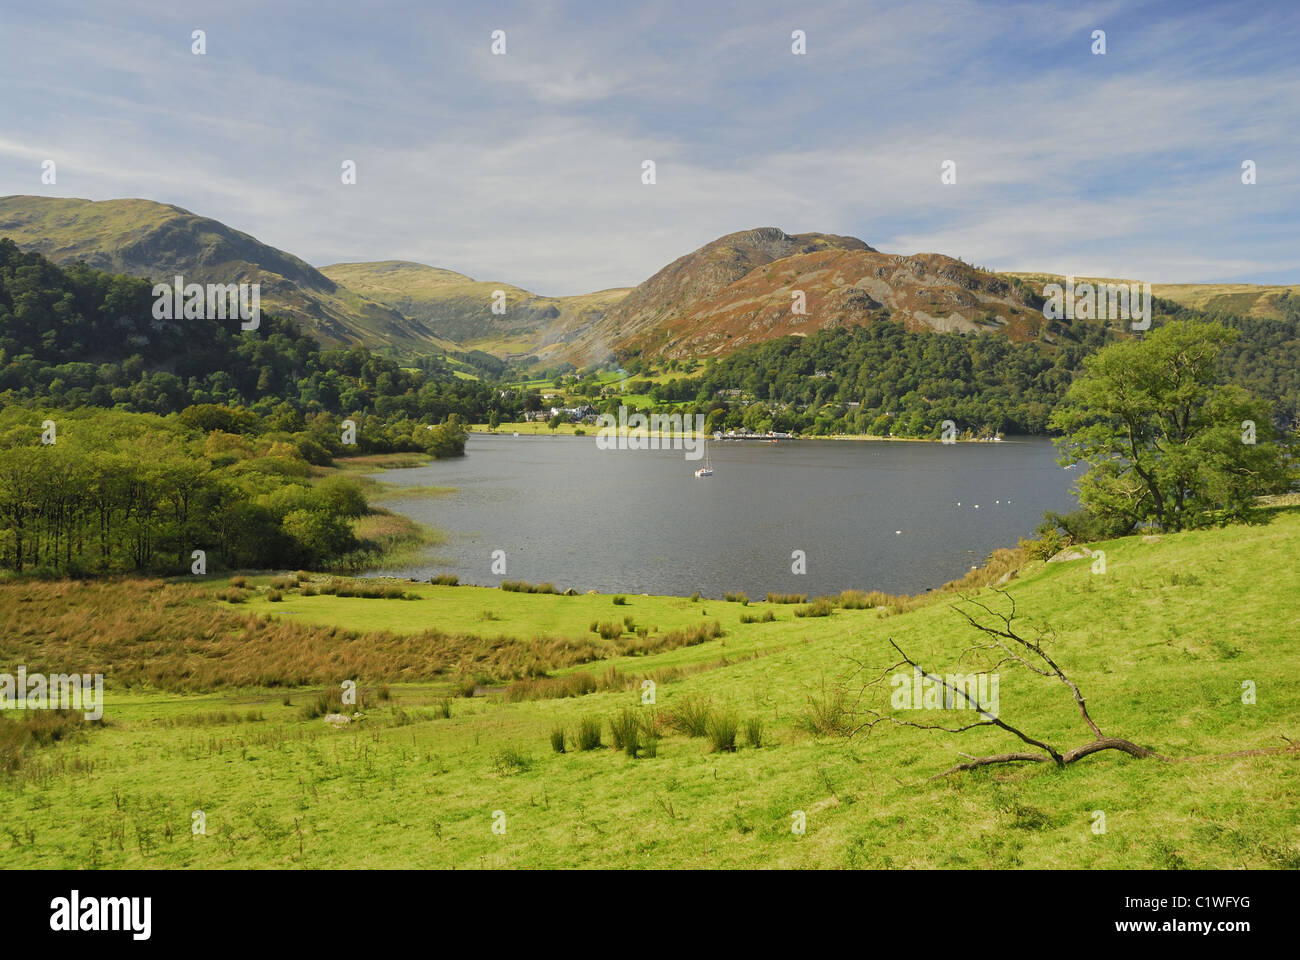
[{"xmin": 1049, "ymin": 321, "xmax": 1292, "ymax": 533}]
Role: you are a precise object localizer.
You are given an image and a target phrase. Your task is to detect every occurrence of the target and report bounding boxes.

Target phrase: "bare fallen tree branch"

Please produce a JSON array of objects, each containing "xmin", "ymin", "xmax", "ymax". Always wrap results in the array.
[{"xmin": 850, "ymin": 589, "xmax": 1299, "ymax": 778}]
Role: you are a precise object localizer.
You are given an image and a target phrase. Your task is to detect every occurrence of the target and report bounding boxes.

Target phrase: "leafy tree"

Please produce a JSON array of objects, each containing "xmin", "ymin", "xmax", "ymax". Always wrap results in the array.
[{"xmin": 1049, "ymin": 321, "xmax": 1291, "ymax": 532}]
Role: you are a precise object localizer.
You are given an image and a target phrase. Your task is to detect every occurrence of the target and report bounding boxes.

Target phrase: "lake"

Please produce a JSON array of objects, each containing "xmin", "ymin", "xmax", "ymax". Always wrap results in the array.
[{"xmin": 367, "ymin": 434, "xmax": 1081, "ymax": 598}]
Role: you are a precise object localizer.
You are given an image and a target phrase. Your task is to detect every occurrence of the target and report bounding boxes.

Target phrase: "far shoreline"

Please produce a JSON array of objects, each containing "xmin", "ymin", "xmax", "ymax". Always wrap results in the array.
[{"xmin": 469, "ymin": 423, "xmax": 1037, "ymax": 444}]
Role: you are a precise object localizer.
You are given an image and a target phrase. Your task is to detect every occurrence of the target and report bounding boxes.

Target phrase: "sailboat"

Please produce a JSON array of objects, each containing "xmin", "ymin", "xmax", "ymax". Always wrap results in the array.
[{"xmin": 694, "ymin": 441, "xmax": 714, "ymax": 478}]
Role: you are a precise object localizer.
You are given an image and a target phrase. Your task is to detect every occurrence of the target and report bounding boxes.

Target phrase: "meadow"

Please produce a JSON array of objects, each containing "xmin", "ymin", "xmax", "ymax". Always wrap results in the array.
[{"xmin": 0, "ymin": 507, "xmax": 1297, "ymax": 868}]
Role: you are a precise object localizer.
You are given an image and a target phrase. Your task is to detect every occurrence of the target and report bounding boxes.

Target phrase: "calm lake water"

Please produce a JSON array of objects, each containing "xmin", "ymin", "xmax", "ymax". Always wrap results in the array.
[{"xmin": 367, "ymin": 434, "xmax": 1081, "ymax": 598}]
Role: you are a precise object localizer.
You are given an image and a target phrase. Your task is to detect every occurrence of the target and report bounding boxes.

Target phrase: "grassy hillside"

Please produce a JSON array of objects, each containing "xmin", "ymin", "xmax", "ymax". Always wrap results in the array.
[
  {"xmin": 0, "ymin": 196, "xmax": 457, "ymax": 356},
  {"xmin": 321, "ymin": 260, "xmax": 630, "ymax": 361},
  {"xmin": 1004, "ymin": 271, "xmax": 1300, "ymax": 322},
  {"xmin": 1, "ymin": 504, "xmax": 1297, "ymax": 868}
]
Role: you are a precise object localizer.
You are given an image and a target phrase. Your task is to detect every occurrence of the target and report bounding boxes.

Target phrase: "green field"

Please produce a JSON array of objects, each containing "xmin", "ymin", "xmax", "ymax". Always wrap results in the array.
[{"xmin": 1, "ymin": 508, "xmax": 1298, "ymax": 868}]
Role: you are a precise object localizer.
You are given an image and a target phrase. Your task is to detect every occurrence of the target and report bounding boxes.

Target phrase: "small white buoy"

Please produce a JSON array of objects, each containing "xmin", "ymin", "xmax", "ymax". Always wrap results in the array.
[
  {"xmin": 895, "ymin": 530, "xmax": 902, "ymax": 535},
  {"xmin": 974, "ymin": 505, "xmax": 980, "ymax": 509},
  {"xmin": 956, "ymin": 501, "xmax": 961, "ymax": 506}
]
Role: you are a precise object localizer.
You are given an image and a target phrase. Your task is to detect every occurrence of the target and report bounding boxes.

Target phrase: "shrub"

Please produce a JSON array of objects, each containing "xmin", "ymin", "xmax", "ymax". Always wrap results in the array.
[
  {"xmin": 300, "ymin": 690, "xmax": 346, "ymax": 720},
  {"xmin": 766, "ymin": 592, "xmax": 806, "ymax": 604},
  {"xmin": 228, "ymin": 576, "xmax": 249, "ymax": 589},
  {"xmin": 800, "ymin": 682, "xmax": 853, "ymax": 737},
  {"xmin": 609, "ymin": 709, "xmax": 641, "ymax": 757},
  {"xmin": 690, "ymin": 591, "xmax": 700, "ymax": 602},
  {"xmin": 503, "ymin": 672, "xmax": 598, "ymax": 702},
  {"xmin": 639, "ymin": 707, "xmax": 664, "ymax": 740},
  {"xmin": 430, "ymin": 573, "xmax": 460, "ymax": 586},
  {"xmin": 549, "ymin": 726, "xmax": 566, "ymax": 753},
  {"xmin": 724, "ymin": 591, "xmax": 750, "ymax": 605},
  {"xmin": 294, "ymin": 570, "xmax": 312, "ymax": 582},
  {"xmin": 501, "ymin": 580, "xmax": 561, "ymax": 594},
  {"xmin": 740, "ymin": 609, "xmax": 775, "ymax": 624},
  {"xmin": 794, "ymin": 597, "xmax": 834, "ymax": 618},
  {"xmin": 435, "ymin": 698, "xmax": 452, "ymax": 719},
  {"xmin": 299, "ymin": 584, "xmax": 318, "ymax": 597},
  {"xmin": 706, "ymin": 710, "xmax": 739, "ymax": 752},
  {"xmin": 612, "ymin": 595, "xmax": 627, "ymax": 605},
  {"xmin": 376, "ymin": 684, "xmax": 391, "ymax": 701},
  {"xmin": 596, "ymin": 621, "xmax": 622, "ymax": 640},
  {"xmin": 269, "ymin": 576, "xmax": 296, "ymax": 591},
  {"xmin": 267, "ymin": 589, "xmax": 283, "ymax": 602},
  {"xmin": 454, "ymin": 677, "xmax": 477, "ymax": 698},
  {"xmin": 576, "ymin": 716, "xmax": 602, "ymax": 751},
  {"xmin": 744, "ymin": 717, "xmax": 764, "ymax": 748},
  {"xmin": 668, "ymin": 696, "xmax": 712, "ymax": 737},
  {"xmin": 492, "ymin": 747, "xmax": 532, "ymax": 775},
  {"xmin": 838, "ymin": 589, "xmax": 890, "ymax": 609}
]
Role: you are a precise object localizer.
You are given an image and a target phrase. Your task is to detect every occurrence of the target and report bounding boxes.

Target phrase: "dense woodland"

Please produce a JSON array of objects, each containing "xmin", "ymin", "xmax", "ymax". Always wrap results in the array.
[
  {"xmin": 0, "ymin": 240, "xmax": 513, "ymax": 428},
  {"xmin": 0, "ymin": 405, "xmax": 468, "ymax": 575},
  {"xmin": 620, "ymin": 303, "xmax": 1300, "ymax": 439}
]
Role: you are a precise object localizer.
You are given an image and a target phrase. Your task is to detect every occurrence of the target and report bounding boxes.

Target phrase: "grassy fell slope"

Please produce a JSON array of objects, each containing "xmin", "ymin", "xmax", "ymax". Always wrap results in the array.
[
  {"xmin": 1005, "ymin": 271, "xmax": 1300, "ymax": 322},
  {"xmin": 320, "ymin": 259, "xmax": 630, "ymax": 360},
  {"xmin": 1, "ymin": 507, "xmax": 1297, "ymax": 868},
  {"xmin": 0, "ymin": 196, "xmax": 456, "ymax": 354}
]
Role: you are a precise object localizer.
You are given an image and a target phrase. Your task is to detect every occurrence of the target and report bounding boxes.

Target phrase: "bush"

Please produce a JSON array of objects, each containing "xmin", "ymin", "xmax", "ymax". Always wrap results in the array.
[
  {"xmin": 706, "ymin": 710, "xmax": 739, "ymax": 752},
  {"xmin": 596, "ymin": 621, "xmax": 623, "ymax": 640},
  {"xmin": 800, "ymin": 682, "xmax": 853, "ymax": 737},
  {"xmin": 724, "ymin": 591, "xmax": 750, "ymax": 605},
  {"xmin": 454, "ymin": 677, "xmax": 477, "ymax": 698},
  {"xmin": 668, "ymin": 696, "xmax": 712, "ymax": 737},
  {"xmin": 267, "ymin": 588, "xmax": 283, "ymax": 602},
  {"xmin": 766, "ymin": 592, "xmax": 806, "ymax": 604},
  {"xmin": 269, "ymin": 576, "xmax": 296, "ymax": 591},
  {"xmin": 744, "ymin": 717, "xmax": 764, "ymax": 748},
  {"xmin": 612, "ymin": 595, "xmax": 627, "ymax": 605},
  {"xmin": 609, "ymin": 709, "xmax": 642, "ymax": 757},
  {"xmin": 430, "ymin": 573, "xmax": 460, "ymax": 586},
  {"xmin": 501, "ymin": 580, "xmax": 561, "ymax": 594},
  {"xmin": 300, "ymin": 690, "xmax": 346, "ymax": 720},
  {"xmin": 794, "ymin": 598, "xmax": 834, "ymax": 618},
  {"xmin": 435, "ymin": 698, "xmax": 452, "ymax": 719},
  {"xmin": 839, "ymin": 589, "xmax": 889, "ymax": 609},
  {"xmin": 576, "ymin": 716, "xmax": 602, "ymax": 751},
  {"xmin": 690, "ymin": 591, "xmax": 700, "ymax": 602},
  {"xmin": 228, "ymin": 576, "xmax": 249, "ymax": 589},
  {"xmin": 740, "ymin": 609, "xmax": 775, "ymax": 623},
  {"xmin": 492, "ymin": 747, "xmax": 532, "ymax": 775},
  {"xmin": 549, "ymin": 726, "xmax": 566, "ymax": 753},
  {"xmin": 504, "ymin": 672, "xmax": 598, "ymax": 702}
]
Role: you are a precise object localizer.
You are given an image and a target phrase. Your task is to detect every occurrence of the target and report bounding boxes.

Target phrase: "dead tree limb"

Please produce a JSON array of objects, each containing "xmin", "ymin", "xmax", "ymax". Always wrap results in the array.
[{"xmin": 849, "ymin": 589, "xmax": 1297, "ymax": 778}]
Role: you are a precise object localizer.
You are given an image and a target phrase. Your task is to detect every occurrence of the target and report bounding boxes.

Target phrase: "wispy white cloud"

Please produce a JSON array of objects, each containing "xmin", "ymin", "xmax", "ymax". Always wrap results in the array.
[{"xmin": 0, "ymin": 0, "xmax": 1296, "ymax": 292}]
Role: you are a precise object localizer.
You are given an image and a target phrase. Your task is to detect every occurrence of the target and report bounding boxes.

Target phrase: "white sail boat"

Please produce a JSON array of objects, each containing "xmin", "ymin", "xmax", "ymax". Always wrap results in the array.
[{"xmin": 694, "ymin": 442, "xmax": 714, "ymax": 478}]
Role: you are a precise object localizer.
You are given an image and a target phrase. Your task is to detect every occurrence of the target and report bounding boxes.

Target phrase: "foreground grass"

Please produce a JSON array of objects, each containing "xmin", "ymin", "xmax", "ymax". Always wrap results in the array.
[{"xmin": 1, "ymin": 509, "xmax": 1297, "ymax": 868}]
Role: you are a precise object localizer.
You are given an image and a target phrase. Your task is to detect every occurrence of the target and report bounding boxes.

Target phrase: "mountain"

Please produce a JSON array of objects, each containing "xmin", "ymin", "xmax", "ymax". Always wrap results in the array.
[
  {"xmin": 319, "ymin": 260, "xmax": 629, "ymax": 361},
  {"xmin": 0, "ymin": 196, "xmax": 456, "ymax": 355},
  {"xmin": 561, "ymin": 227, "xmax": 1049, "ymax": 362}
]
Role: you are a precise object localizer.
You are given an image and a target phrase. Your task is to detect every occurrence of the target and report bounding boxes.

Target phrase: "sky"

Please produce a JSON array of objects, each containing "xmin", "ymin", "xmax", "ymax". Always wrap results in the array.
[{"xmin": 2, "ymin": 0, "xmax": 1298, "ymax": 295}]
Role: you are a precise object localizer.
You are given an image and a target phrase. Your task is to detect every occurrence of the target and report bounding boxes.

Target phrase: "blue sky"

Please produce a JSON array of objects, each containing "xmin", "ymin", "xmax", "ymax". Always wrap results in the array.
[{"xmin": 2, "ymin": 0, "xmax": 1297, "ymax": 294}]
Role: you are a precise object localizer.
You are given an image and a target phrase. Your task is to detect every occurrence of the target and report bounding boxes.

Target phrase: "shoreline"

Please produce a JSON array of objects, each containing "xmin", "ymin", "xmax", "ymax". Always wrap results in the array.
[{"xmin": 469, "ymin": 424, "xmax": 1036, "ymax": 444}]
